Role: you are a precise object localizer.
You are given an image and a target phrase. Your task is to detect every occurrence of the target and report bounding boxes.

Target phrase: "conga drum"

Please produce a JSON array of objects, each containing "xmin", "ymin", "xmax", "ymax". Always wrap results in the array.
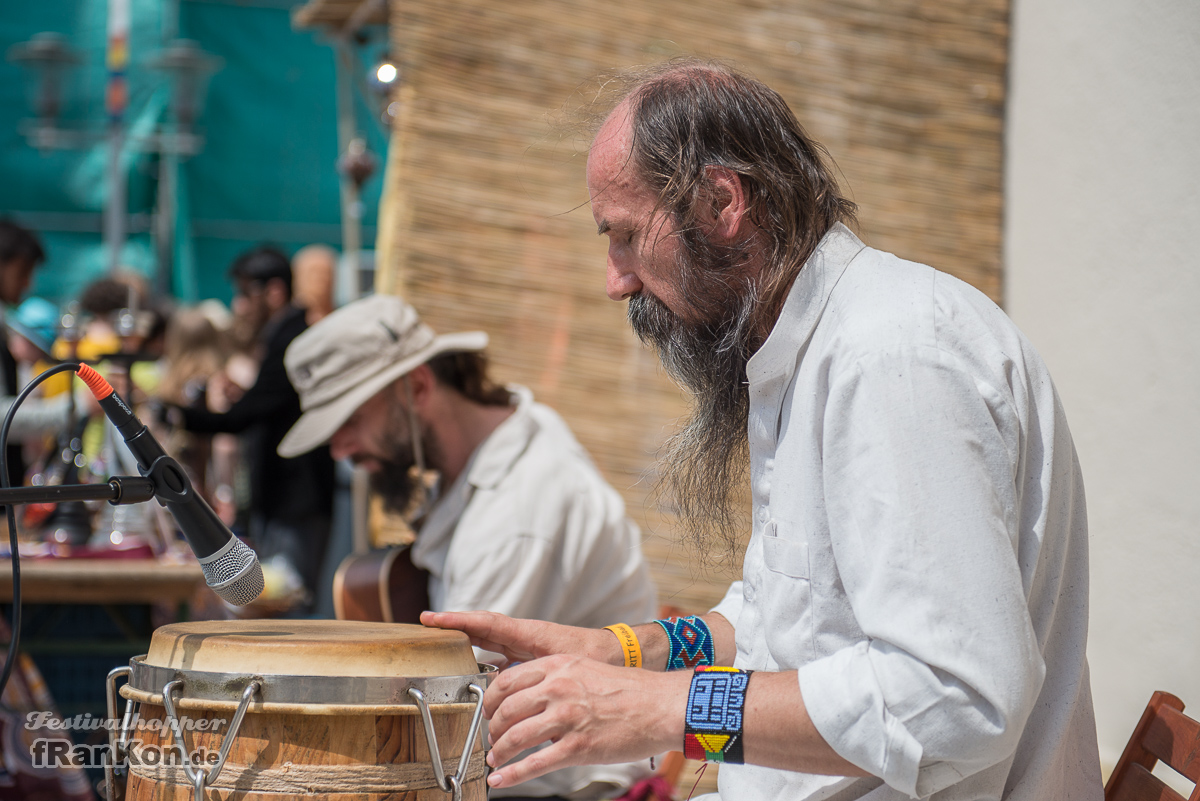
[{"xmin": 106, "ymin": 620, "xmax": 493, "ymax": 801}]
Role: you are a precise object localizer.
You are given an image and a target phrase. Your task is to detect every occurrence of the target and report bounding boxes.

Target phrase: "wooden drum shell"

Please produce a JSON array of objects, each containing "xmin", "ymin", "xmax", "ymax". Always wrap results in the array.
[
  {"xmin": 119, "ymin": 621, "xmax": 488, "ymax": 800},
  {"xmin": 122, "ymin": 703, "xmax": 486, "ymax": 800}
]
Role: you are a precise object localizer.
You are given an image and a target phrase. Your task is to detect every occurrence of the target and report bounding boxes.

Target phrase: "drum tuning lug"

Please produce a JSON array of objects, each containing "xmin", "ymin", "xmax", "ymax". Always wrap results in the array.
[
  {"xmin": 105, "ymin": 666, "xmax": 134, "ymax": 801},
  {"xmin": 192, "ymin": 770, "xmax": 206, "ymax": 801},
  {"xmin": 162, "ymin": 677, "xmax": 261, "ymax": 797},
  {"xmin": 408, "ymin": 683, "xmax": 487, "ymax": 797}
]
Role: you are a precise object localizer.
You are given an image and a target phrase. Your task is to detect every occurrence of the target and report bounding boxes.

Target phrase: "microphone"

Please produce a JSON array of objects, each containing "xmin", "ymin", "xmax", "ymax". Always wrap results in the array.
[{"xmin": 75, "ymin": 364, "xmax": 264, "ymax": 605}]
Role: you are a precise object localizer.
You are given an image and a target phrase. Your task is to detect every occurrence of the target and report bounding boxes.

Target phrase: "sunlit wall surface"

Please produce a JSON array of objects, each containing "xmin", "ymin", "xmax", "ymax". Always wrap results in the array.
[{"xmin": 1007, "ymin": 0, "xmax": 1200, "ymax": 770}]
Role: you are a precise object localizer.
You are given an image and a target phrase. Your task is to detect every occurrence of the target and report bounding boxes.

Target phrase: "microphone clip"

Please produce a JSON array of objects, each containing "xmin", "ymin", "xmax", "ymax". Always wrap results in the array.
[{"xmin": 139, "ymin": 454, "xmax": 195, "ymax": 507}]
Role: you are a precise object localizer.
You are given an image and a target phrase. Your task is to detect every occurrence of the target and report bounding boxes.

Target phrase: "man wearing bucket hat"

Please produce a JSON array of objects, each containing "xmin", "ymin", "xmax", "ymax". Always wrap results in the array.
[{"xmin": 280, "ymin": 293, "xmax": 657, "ymax": 801}]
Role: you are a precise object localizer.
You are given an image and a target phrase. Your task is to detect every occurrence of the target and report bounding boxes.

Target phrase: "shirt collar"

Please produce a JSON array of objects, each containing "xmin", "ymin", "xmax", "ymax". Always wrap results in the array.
[
  {"xmin": 746, "ymin": 222, "xmax": 865, "ymax": 389},
  {"xmin": 464, "ymin": 384, "xmax": 537, "ymax": 491},
  {"xmin": 409, "ymin": 385, "xmax": 535, "ymax": 566}
]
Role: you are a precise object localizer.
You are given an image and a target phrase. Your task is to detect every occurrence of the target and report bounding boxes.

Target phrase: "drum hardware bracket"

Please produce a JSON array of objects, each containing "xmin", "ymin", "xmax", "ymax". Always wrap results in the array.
[
  {"xmin": 409, "ymin": 683, "xmax": 486, "ymax": 801},
  {"xmin": 162, "ymin": 677, "xmax": 261, "ymax": 801},
  {"xmin": 105, "ymin": 666, "xmax": 136, "ymax": 801}
]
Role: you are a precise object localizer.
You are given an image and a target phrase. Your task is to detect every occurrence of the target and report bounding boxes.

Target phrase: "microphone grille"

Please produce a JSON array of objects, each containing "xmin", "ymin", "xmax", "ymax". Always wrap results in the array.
[{"xmin": 198, "ymin": 536, "xmax": 264, "ymax": 606}]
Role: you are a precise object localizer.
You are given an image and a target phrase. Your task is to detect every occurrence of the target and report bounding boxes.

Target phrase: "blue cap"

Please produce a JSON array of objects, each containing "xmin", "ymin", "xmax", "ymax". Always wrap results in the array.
[{"xmin": 8, "ymin": 296, "xmax": 59, "ymax": 358}]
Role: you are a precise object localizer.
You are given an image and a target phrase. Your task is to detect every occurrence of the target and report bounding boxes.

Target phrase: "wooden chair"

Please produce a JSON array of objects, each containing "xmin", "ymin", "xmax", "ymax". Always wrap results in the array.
[{"xmin": 1105, "ymin": 691, "xmax": 1200, "ymax": 801}]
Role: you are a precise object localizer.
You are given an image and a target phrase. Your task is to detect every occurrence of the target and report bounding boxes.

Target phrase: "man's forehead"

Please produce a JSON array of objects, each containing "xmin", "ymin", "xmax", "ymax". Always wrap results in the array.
[{"xmin": 588, "ymin": 102, "xmax": 636, "ymax": 186}]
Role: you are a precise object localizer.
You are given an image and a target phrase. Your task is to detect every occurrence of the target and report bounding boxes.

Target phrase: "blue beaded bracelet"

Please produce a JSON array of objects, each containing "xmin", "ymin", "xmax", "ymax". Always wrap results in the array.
[
  {"xmin": 654, "ymin": 615, "xmax": 715, "ymax": 671},
  {"xmin": 684, "ymin": 666, "xmax": 751, "ymax": 764}
]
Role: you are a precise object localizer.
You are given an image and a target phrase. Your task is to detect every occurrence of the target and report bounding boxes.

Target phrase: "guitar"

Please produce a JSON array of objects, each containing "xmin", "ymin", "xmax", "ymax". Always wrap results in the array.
[{"xmin": 332, "ymin": 545, "xmax": 431, "ymax": 624}]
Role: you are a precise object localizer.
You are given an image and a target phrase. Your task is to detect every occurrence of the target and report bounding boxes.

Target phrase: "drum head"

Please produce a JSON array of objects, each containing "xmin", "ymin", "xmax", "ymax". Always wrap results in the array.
[{"xmin": 144, "ymin": 620, "xmax": 478, "ymax": 678}]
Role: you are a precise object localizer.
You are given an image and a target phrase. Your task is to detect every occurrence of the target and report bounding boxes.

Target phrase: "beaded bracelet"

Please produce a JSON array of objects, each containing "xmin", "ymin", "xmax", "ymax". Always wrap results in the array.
[
  {"xmin": 654, "ymin": 615, "xmax": 715, "ymax": 671},
  {"xmin": 684, "ymin": 666, "xmax": 751, "ymax": 764},
  {"xmin": 603, "ymin": 623, "xmax": 642, "ymax": 668}
]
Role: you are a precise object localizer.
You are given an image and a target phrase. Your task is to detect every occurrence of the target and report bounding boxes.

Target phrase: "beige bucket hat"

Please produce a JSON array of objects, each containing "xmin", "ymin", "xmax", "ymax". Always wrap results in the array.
[{"xmin": 277, "ymin": 294, "xmax": 487, "ymax": 458}]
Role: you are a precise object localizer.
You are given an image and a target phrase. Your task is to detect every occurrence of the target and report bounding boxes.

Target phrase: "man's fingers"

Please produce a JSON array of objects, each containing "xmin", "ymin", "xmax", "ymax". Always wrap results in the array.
[
  {"xmin": 421, "ymin": 611, "xmax": 533, "ymax": 661},
  {"xmin": 420, "ymin": 610, "xmax": 505, "ymax": 640},
  {"xmin": 482, "ymin": 661, "xmax": 554, "ymax": 719},
  {"xmin": 488, "ymin": 714, "xmax": 565, "ymax": 772},
  {"xmin": 487, "ymin": 732, "xmax": 577, "ymax": 789},
  {"xmin": 487, "ymin": 696, "xmax": 554, "ymax": 764},
  {"xmin": 470, "ymin": 637, "xmax": 524, "ymax": 658},
  {"xmin": 486, "ymin": 674, "xmax": 557, "ymax": 739},
  {"xmin": 421, "ymin": 611, "xmax": 611, "ymax": 666}
]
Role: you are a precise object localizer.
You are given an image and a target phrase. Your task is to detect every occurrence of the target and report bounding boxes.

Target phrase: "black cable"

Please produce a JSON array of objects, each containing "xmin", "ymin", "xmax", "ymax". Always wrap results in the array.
[{"xmin": 0, "ymin": 362, "xmax": 81, "ymax": 698}]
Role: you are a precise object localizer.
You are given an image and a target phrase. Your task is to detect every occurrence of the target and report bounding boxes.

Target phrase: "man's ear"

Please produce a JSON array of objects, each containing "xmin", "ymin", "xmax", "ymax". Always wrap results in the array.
[
  {"xmin": 404, "ymin": 363, "xmax": 435, "ymax": 410},
  {"xmin": 701, "ymin": 165, "xmax": 749, "ymax": 243}
]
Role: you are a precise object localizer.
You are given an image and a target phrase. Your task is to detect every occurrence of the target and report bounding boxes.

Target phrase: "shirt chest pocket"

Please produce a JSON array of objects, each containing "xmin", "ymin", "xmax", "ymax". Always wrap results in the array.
[{"xmin": 761, "ymin": 520, "xmax": 809, "ymax": 579}]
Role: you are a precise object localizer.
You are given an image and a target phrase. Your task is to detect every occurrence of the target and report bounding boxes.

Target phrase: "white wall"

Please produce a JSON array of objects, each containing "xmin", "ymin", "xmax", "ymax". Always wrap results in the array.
[{"xmin": 1006, "ymin": 0, "xmax": 1200, "ymax": 769}]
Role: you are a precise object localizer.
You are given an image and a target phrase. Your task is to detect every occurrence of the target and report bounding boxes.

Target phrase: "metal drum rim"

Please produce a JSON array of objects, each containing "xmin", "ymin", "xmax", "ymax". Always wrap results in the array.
[{"xmin": 125, "ymin": 654, "xmax": 496, "ymax": 710}]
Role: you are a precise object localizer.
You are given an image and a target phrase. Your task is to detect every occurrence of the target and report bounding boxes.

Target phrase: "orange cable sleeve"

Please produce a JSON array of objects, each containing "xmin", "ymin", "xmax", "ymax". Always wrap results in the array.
[{"xmin": 75, "ymin": 363, "xmax": 114, "ymax": 399}]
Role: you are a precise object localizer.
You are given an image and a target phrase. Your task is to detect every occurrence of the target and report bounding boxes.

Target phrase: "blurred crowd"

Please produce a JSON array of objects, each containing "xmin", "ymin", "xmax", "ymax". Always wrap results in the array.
[{"xmin": 0, "ymin": 219, "xmax": 344, "ymax": 614}]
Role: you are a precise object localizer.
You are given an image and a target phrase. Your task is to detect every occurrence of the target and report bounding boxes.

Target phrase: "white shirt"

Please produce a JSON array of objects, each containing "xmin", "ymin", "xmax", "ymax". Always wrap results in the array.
[
  {"xmin": 411, "ymin": 385, "xmax": 659, "ymax": 800},
  {"xmin": 709, "ymin": 224, "xmax": 1103, "ymax": 800}
]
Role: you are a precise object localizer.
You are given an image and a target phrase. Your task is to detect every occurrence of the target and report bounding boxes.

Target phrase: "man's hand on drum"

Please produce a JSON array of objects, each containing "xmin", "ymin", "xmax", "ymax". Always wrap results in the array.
[
  {"xmin": 481, "ymin": 652, "xmax": 688, "ymax": 789},
  {"xmin": 421, "ymin": 610, "xmax": 690, "ymax": 788},
  {"xmin": 419, "ymin": 610, "xmax": 620, "ymax": 666}
]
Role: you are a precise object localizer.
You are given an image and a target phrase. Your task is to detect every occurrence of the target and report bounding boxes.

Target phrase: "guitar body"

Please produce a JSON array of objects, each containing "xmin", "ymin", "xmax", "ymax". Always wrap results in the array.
[{"xmin": 332, "ymin": 546, "xmax": 431, "ymax": 624}]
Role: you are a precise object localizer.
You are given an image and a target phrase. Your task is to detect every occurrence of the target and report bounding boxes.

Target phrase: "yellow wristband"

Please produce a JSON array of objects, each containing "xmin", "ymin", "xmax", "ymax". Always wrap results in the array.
[{"xmin": 604, "ymin": 623, "xmax": 642, "ymax": 668}]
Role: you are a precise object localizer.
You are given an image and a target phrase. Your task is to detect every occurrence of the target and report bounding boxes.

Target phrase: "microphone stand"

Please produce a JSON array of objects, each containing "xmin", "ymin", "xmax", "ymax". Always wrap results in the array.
[{"xmin": 0, "ymin": 475, "xmax": 157, "ymax": 511}]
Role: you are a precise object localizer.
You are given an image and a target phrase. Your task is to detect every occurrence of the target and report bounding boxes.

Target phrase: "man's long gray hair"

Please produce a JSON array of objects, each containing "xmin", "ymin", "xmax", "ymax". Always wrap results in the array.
[{"xmin": 617, "ymin": 59, "xmax": 856, "ymax": 561}]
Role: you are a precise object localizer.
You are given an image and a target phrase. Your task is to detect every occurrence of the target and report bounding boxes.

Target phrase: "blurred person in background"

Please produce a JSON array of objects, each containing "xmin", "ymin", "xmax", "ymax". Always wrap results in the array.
[
  {"xmin": 0, "ymin": 223, "xmax": 91, "ymax": 476},
  {"xmin": 76, "ymin": 273, "xmax": 170, "ymax": 370},
  {"xmin": 4, "ymin": 296, "xmax": 79, "ymax": 421},
  {"xmin": 170, "ymin": 246, "xmax": 335, "ymax": 612},
  {"xmin": 5, "ymin": 297, "xmax": 79, "ymax": 475},
  {"xmin": 156, "ymin": 307, "xmax": 233, "ymax": 498},
  {"xmin": 191, "ymin": 300, "xmax": 255, "ymax": 529},
  {"xmin": 157, "ymin": 307, "xmax": 230, "ymax": 410},
  {"xmin": 292, "ymin": 244, "xmax": 337, "ymax": 326},
  {"xmin": 7, "ymin": 297, "xmax": 62, "ymax": 386}
]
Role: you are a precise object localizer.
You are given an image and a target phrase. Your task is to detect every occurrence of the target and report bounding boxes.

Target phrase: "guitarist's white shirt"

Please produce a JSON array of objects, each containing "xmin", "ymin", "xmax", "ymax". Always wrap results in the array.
[{"xmin": 410, "ymin": 384, "xmax": 659, "ymax": 800}]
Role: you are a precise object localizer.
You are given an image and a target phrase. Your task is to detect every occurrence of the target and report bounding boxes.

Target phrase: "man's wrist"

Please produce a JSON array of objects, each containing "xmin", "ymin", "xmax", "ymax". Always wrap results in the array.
[
  {"xmin": 604, "ymin": 623, "xmax": 643, "ymax": 667},
  {"xmin": 609, "ymin": 614, "xmax": 725, "ymax": 671},
  {"xmin": 633, "ymin": 621, "xmax": 671, "ymax": 671},
  {"xmin": 594, "ymin": 625, "xmax": 630, "ymax": 666}
]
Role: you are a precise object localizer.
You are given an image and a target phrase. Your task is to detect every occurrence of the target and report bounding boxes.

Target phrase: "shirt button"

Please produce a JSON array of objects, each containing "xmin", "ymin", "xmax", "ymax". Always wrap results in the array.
[
  {"xmin": 757, "ymin": 507, "xmax": 769, "ymax": 524},
  {"xmin": 744, "ymin": 585, "xmax": 756, "ymax": 602}
]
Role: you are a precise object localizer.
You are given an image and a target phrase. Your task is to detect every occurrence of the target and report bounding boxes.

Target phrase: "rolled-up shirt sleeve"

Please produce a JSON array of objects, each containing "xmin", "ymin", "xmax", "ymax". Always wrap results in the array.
[{"xmin": 798, "ymin": 346, "xmax": 1045, "ymax": 798}]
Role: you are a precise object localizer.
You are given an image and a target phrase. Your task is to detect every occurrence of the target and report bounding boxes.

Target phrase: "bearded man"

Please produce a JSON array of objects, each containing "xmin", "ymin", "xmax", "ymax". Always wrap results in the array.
[
  {"xmin": 278, "ymin": 293, "xmax": 658, "ymax": 801},
  {"xmin": 423, "ymin": 61, "xmax": 1105, "ymax": 801}
]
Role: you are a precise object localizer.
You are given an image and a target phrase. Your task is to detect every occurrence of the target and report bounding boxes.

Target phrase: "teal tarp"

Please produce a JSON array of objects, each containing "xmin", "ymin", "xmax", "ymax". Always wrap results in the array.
[{"xmin": 1, "ymin": 0, "xmax": 387, "ymax": 305}]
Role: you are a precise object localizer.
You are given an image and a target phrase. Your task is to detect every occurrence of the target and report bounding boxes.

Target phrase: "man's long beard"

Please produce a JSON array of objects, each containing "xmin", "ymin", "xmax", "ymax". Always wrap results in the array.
[{"xmin": 628, "ymin": 275, "xmax": 758, "ymax": 565}]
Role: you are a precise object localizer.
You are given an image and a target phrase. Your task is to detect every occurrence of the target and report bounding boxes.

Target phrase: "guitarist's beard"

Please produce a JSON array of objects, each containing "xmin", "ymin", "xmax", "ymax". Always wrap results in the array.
[
  {"xmin": 369, "ymin": 458, "xmax": 419, "ymax": 516},
  {"xmin": 368, "ymin": 422, "xmax": 441, "ymax": 521}
]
